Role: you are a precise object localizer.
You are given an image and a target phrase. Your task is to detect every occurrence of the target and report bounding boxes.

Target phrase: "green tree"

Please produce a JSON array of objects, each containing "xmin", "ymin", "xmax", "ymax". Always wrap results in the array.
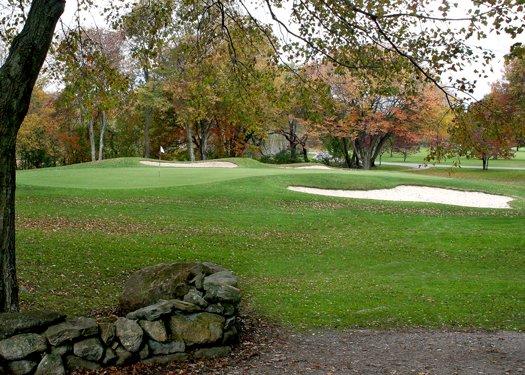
[
  {"xmin": 450, "ymin": 95, "xmax": 516, "ymax": 170},
  {"xmin": 120, "ymin": 0, "xmax": 176, "ymax": 158},
  {"xmin": 55, "ymin": 28, "xmax": 129, "ymax": 162}
]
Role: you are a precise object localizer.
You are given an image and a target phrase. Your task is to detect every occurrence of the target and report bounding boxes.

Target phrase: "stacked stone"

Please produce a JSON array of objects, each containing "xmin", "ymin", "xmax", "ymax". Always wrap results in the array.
[{"xmin": 0, "ymin": 263, "xmax": 241, "ymax": 375}]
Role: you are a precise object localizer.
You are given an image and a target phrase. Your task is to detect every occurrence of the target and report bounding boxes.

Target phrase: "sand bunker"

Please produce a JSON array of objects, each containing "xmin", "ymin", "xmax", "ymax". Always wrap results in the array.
[
  {"xmin": 141, "ymin": 160, "xmax": 238, "ymax": 168},
  {"xmin": 295, "ymin": 165, "xmax": 332, "ymax": 170},
  {"xmin": 280, "ymin": 165, "xmax": 332, "ymax": 170},
  {"xmin": 288, "ymin": 185, "xmax": 513, "ymax": 209}
]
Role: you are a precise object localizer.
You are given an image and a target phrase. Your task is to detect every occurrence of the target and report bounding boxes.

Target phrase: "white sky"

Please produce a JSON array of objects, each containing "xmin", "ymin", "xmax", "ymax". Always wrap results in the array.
[{"xmin": 57, "ymin": 0, "xmax": 524, "ymax": 100}]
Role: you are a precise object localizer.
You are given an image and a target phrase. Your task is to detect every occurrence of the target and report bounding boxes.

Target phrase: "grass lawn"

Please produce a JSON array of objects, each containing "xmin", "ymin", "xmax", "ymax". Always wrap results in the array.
[
  {"xmin": 15, "ymin": 158, "xmax": 525, "ymax": 330},
  {"xmin": 380, "ymin": 147, "xmax": 525, "ymax": 168}
]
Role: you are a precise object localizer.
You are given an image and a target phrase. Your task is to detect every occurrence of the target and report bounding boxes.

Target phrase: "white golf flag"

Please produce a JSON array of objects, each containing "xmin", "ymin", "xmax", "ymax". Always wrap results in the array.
[{"xmin": 160, "ymin": 146, "xmax": 165, "ymax": 154}]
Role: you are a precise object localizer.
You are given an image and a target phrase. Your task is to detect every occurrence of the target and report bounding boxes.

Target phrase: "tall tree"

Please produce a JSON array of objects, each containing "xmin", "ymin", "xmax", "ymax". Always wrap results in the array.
[
  {"xmin": 450, "ymin": 94, "xmax": 516, "ymax": 170},
  {"xmin": 55, "ymin": 28, "xmax": 128, "ymax": 162},
  {"xmin": 503, "ymin": 45, "xmax": 525, "ymax": 150},
  {"xmin": 314, "ymin": 57, "xmax": 426, "ymax": 170},
  {"xmin": 272, "ymin": 71, "xmax": 330, "ymax": 163},
  {"xmin": 0, "ymin": 0, "xmax": 65, "ymax": 312},
  {"xmin": 17, "ymin": 86, "xmax": 61, "ymax": 169},
  {"xmin": 120, "ymin": 0, "xmax": 175, "ymax": 158}
]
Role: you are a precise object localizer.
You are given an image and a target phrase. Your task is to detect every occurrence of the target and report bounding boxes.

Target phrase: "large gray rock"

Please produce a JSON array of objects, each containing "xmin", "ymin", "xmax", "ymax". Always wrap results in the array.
[
  {"xmin": 190, "ymin": 273, "xmax": 204, "ymax": 290},
  {"xmin": 73, "ymin": 338, "xmax": 104, "ymax": 362},
  {"xmin": 50, "ymin": 344, "xmax": 71, "ymax": 356},
  {"xmin": 65, "ymin": 355, "xmax": 101, "ymax": 371},
  {"xmin": 7, "ymin": 360, "xmax": 37, "ymax": 375},
  {"xmin": 207, "ymin": 303, "xmax": 236, "ymax": 316},
  {"xmin": 143, "ymin": 353, "xmax": 188, "ymax": 365},
  {"xmin": 204, "ymin": 284, "xmax": 241, "ymax": 304},
  {"xmin": 203, "ymin": 271, "xmax": 238, "ymax": 288},
  {"xmin": 222, "ymin": 326, "xmax": 238, "ymax": 345},
  {"xmin": 139, "ymin": 320, "xmax": 168, "ymax": 342},
  {"xmin": 115, "ymin": 346, "xmax": 133, "ymax": 366},
  {"xmin": 44, "ymin": 317, "xmax": 98, "ymax": 346},
  {"xmin": 102, "ymin": 347, "xmax": 117, "ymax": 366},
  {"xmin": 193, "ymin": 346, "xmax": 231, "ymax": 359},
  {"xmin": 184, "ymin": 288, "xmax": 208, "ymax": 308},
  {"xmin": 126, "ymin": 300, "xmax": 174, "ymax": 321},
  {"xmin": 99, "ymin": 322, "xmax": 116, "ymax": 345},
  {"xmin": 167, "ymin": 299, "xmax": 201, "ymax": 313},
  {"xmin": 119, "ymin": 262, "xmax": 204, "ymax": 312},
  {"xmin": 149, "ymin": 340, "xmax": 185, "ymax": 355},
  {"xmin": 0, "ymin": 312, "xmax": 65, "ymax": 340},
  {"xmin": 115, "ymin": 317, "xmax": 143, "ymax": 352},
  {"xmin": 35, "ymin": 353, "xmax": 65, "ymax": 375},
  {"xmin": 170, "ymin": 313, "xmax": 224, "ymax": 345},
  {"xmin": 205, "ymin": 303, "xmax": 224, "ymax": 315},
  {"xmin": 201, "ymin": 262, "xmax": 227, "ymax": 275},
  {"xmin": 0, "ymin": 333, "xmax": 47, "ymax": 360},
  {"xmin": 139, "ymin": 344, "xmax": 149, "ymax": 360}
]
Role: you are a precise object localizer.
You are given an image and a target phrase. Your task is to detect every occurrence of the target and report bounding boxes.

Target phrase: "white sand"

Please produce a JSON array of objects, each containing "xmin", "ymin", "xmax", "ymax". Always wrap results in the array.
[
  {"xmin": 140, "ymin": 160, "xmax": 238, "ymax": 168},
  {"xmin": 295, "ymin": 165, "xmax": 332, "ymax": 170},
  {"xmin": 288, "ymin": 185, "xmax": 513, "ymax": 209}
]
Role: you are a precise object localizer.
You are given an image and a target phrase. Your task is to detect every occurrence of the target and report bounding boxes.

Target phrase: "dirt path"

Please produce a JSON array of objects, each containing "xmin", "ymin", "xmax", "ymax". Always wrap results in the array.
[
  {"xmin": 89, "ymin": 317, "xmax": 524, "ymax": 375},
  {"xmin": 225, "ymin": 329, "xmax": 524, "ymax": 375}
]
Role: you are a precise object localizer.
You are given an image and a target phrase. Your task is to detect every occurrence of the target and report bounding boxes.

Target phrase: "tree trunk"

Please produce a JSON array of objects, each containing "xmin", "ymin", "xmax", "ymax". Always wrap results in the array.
[
  {"xmin": 0, "ymin": 145, "xmax": 18, "ymax": 312},
  {"xmin": 302, "ymin": 146, "xmax": 308, "ymax": 162},
  {"xmin": 341, "ymin": 138, "xmax": 352, "ymax": 168},
  {"xmin": 88, "ymin": 117, "xmax": 96, "ymax": 162},
  {"xmin": 354, "ymin": 139, "xmax": 373, "ymax": 170},
  {"xmin": 198, "ymin": 121, "xmax": 209, "ymax": 161},
  {"xmin": 482, "ymin": 155, "xmax": 489, "ymax": 170},
  {"xmin": 186, "ymin": 124, "xmax": 195, "ymax": 162},
  {"xmin": 288, "ymin": 119, "xmax": 298, "ymax": 162},
  {"xmin": 98, "ymin": 111, "xmax": 108, "ymax": 161},
  {"xmin": 290, "ymin": 143, "xmax": 297, "ymax": 161},
  {"xmin": 370, "ymin": 135, "xmax": 389, "ymax": 168},
  {"xmin": 143, "ymin": 108, "xmax": 152, "ymax": 158},
  {"xmin": 0, "ymin": 0, "xmax": 65, "ymax": 312},
  {"xmin": 142, "ymin": 67, "xmax": 152, "ymax": 158},
  {"xmin": 351, "ymin": 150, "xmax": 359, "ymax": 168},
  {"xmin": 350, "ymin": 140, "xmax": 361, "ymax": 168},
  {"xmin": 361, "ymin": 152, "xmax": 372, "ymax": 170}
]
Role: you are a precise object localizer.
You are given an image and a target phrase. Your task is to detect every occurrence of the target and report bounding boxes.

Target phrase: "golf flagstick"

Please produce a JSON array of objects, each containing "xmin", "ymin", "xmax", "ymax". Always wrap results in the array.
[{"xmin": 159, "ymin": 146, "xmax": 165, "ymax": 178}]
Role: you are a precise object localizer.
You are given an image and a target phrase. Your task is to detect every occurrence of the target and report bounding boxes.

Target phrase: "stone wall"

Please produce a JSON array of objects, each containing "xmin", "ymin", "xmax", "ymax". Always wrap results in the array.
[{"xmin": 0, "ymin": 262, "xmax": 241, "ymax": 375}]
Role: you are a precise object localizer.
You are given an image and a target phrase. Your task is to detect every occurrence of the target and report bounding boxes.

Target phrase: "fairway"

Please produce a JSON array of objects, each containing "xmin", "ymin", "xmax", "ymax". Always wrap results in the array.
[
  {"xmin": 15, "ymin": 158, "xmax": 525, "ymax": 330},
  {"xmin": 380, "ymin": 148, "xmax": 525, "ymax": 168}
]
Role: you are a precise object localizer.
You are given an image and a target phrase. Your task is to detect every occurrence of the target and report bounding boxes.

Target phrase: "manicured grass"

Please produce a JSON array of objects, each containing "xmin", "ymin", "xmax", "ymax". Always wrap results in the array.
[
  {"xmin": 15, "ymin": 158, "xmax": 525, "ymax": 330},
  {"xmin": 407, "ymin": 168, "xmax": 525, "ymax": 186},
  {"xmin": 381, "ymin": 148, "xmax": 525, "ymax": 168}
]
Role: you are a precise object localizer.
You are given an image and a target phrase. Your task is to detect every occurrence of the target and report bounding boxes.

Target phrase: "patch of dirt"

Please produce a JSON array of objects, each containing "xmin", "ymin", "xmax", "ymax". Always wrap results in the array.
[
  {"xmin": 225, "ymin": 328, "xmax": 524, "ymax": 375},
  {"xmin": 78, "ymin": 314, "xmax": 524, "ymax": 375}
]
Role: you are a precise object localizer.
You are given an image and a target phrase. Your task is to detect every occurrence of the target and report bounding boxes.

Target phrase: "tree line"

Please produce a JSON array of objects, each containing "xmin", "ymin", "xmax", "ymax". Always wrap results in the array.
[{"xmin": 15, "ymin": 9, "xmax": 524, "ymax": 172}]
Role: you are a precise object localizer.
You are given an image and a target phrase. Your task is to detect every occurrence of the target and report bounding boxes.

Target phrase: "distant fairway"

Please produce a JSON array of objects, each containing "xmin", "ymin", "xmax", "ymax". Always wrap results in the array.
[
  {"xmin": 380, "ymin": 148, "xmax": 525, "ymax": 168},
  {"xmin": 15, "ymin": 158, "xmax": 525, "ymax": 330}
]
